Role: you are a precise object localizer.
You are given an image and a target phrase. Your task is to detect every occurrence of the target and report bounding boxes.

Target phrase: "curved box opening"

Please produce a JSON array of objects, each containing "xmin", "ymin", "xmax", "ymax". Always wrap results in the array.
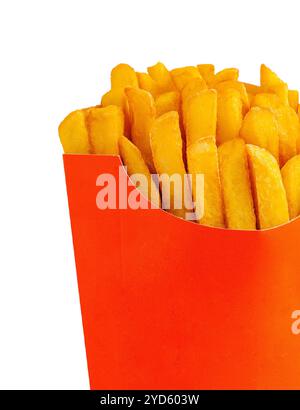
[{"xmin": 64, "ymin": 153, "xmax": 300, "ymax": 389}]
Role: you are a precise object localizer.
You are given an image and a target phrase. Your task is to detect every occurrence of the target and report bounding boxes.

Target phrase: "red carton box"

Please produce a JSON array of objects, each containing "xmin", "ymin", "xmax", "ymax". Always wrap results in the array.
[{"xmin": 64, "ymin": 153, "xmax": 300, "ymax": 389}]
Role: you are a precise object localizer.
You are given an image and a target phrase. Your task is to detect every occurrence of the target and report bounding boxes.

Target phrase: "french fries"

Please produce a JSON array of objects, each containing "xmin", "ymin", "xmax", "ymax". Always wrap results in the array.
[
  {"xmin": 240, "ymin": 107, "xmax": 279, "ymax": 161},
  {"xmin": 150, "ymin": 111, "xmax": 193, "ymax": 219},
  {"xmin": 147, "ymin": 62, "xmax": 176, "ymax": 93},
  {"xmin": 216, "ymin": 88, "xmax": 243, "ymax": 144},
  {"xmin": 118, "ymin": 136, "xmax": 160, "ymax": 208},
  {"xmin": 59, "ymin": 109, "xmax": 90, "ymax": 154},
  {"xmin": 281, "ymin": 155, "xmax": 300, "ymax": 219},
  {"xmin": 59, "ymin": 62, "xmax": 300, "ymax": 230},
  {"xmin": 246, "ymin": 144, "xmax": 289, "ymax": 229},
  {"xmin": 87, "ymin": 106, "xmax": 124, "ymax": 155},
  {"xmin": 218, "ymin": 139, "xmax": 256, "ymax": 230},
  {"xmin": 187, "ymin": 137, "xmax": 224, "ymax": 227},
  {"xmin": 183, "ymin": 89, "xmax": 217, "ymax": 146},
  {"xmin": 125, "ymin": 87, "xmax": 156, "ymax": 171}
]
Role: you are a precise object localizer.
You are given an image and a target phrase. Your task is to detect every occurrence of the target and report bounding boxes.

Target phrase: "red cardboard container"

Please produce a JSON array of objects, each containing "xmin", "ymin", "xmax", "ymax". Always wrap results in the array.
[{"xmin": 64, "ymin": 154, "xmax": 300, "ymax": 390}]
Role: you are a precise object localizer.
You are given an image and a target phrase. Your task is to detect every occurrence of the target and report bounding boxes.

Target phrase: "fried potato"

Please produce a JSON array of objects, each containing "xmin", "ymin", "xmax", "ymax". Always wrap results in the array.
[
  {"xmin": 125, "ymin": 87, "xmax": 156, "ymax": 170},
  {"xmin": 111, "ymin": 63, "xmax": 138, "ymax": 89},
  {"xmin": 281, "ymin": 155, "xmax": 300, "ymax": 219},
  {"xmin": 197, "ymin": 64, "xmax": 215, "ymax": 84},
  {"xmin": 216, "ymin": 88, "xmax": 243, "ymax": 144},
  {"xmin": 251, "ymin": 92, "xmax": 282, "ymax": 110},
  {"xmin": 170, "ymin": 66, "xmax": 201, "ymax": 91},
  {"xmin": 215, "ymin": 80, "xmax": 250, "ymax": 115},
  {"xmin": 260, "ymin": 64, "xmax": 289, "ymax": 105},
  {"xmin": 183, "ymin": 89, "xmax": 217, "ymax": 146},
  {"xmin": 118, "ymin": 136, "xmax": 160, "ymax": 208},
  {"xmin": 137, "ymin": 72, "xmax": 159, "ymax": 97},
  {"xmin": 240, "ymin": 107, "xmax": 279, "ymax": 161},
  {"xmin": 59, "ymin": 109, "xmax": 90, "ymax": 154},
  {"xmin": 211, "ymin": 68, "xmax": 239, "ymax": 86},
  {"xmin": 243, "ymin": 82, "xmax": 261, "ymax": 95},
  {"xmin": 276, "ymin": 106, "xmax": 299, "ymax": 166},
  {"xmin": 181, "ymin": 77, "xmax": 207, "ymax": 102},
  {"xmin": 147, "ymin": 62, "xmax": 176, "ymax": 93},
  {"xmin": 86, "ymin": 106, "xmax": 123, "ymax": 155},
  {"xmin": 155, "ymin": 91, "xmax": 180, "ymax": 117},
  {"xmin": 101, "ymin": 88, "xmax": 131, "ymax": 136},
  {"xmin": 150, "ymin": 111, "xmax": 192, "ymax": 218},
  {"xmin": 246, "ymin": 144, "xmax": 289, "ymax": 229},
  {"xmin": 218, "ymin": 139, "xmax": 256, "ymax": 229},
  {"xmin": 187, "ymin": 137, "xmax": 224, "ymax": 227},
  {"xmin": 288, "ymin": 90, "xmax": 299, "ymax": 111}
]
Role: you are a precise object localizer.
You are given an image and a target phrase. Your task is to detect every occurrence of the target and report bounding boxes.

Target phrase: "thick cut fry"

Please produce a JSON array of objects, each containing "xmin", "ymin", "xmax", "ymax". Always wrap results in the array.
[
  {"xmin": 155, "ymin": 91, "xmax": 180, "ymax": 117},
  {"xmin": 147, "ymin": 62, "xmax": 176, "ymax": 93},
  {"xmin": 260, "ymin": 64, "xmax": 289, "ymax": 105},
  {"xmin": 218, "ymin": 139, "xmax": 256, "ymax": 229},
  {"xmin": 118, "ymin": 136, "xmax": 160, "ymax": 208},
  {"xmin": 243, "ymin": 82, "xmax": 261, "ymax": 95},
  {"xmin": 170, "ymin": 66, "xmax": 201, "ymax": 91},
  {"xmin": 111, "ymin": 63, "xmax": 138, "ymax": 89},
  {"xmin": 86, "ymin": 106, "xmax": 124, "ymax": 155},
  {"xmin": 216, "ymin": 88, "xmax": 243, "ymax": 144},
  {"xmin": 211, "ymin": 68, "xmax": 239, "ymax": 86},
  {"xmin": 276, "ymin": 106, "xmax": 299, "ymax": 166},
  {"xmin": 150, "ymin": 112, "xmax": 192, "ymax": 219},
  {"xmin": 187, "ymin": 137, "xmax": 224, "ymax": 227},
  {"xmin": 197, "ymin": 64, "xmax": 215, "ymax": 84},
  {"xmin": 59, "ymin": 109, "xmax": 90, "ymax": 154},
  {"xmin": 240, "ymin": 107, "xmax": 279, "ymax": 161},
  {"xmin": 181, "ymin": 77, "xmax": 207, "ymax": 102},
  {"xmin": 251, "ymin": 92, "xmax": 282, "ymax": 110},
  {"xmin": 281, "ymin": 155, "xmax": 300, "ymax": 219},
  {"xmin": 101, "ymin": 88, "xmax": 131, "ymax": 136},
  {"xmin": 250, "ymin": 93, "xmax": 298, "ymax": 163},
  {"xmin": 125, "ymin": 87, "xmax": 156, "ymax": 170},
  {"xmin": 288, "ymin": 90, "xmax": 299, "ymax": 111},
  {"xmin": 215, "ymin": 80, "xmax": 250, "ymax": 115},
  {"xmin": 246, "ymin": 144, "xmax": 289, "ymax": 229},
  {"xmin": 137, "ymin": 72, "xmax": 159, "ymax": 97},
  {"xmin": 183, "ymin": 89, "xmax": 217, "ymax": 146}
]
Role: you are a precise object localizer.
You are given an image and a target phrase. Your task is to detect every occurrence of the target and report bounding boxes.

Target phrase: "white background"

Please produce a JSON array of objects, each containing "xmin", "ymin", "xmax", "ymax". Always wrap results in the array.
[{"xmin": 0, "ymin": 0, "xmax": 299, "ymax": 389}]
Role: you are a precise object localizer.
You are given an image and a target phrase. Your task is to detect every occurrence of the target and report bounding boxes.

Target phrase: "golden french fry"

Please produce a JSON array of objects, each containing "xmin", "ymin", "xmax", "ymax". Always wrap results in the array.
[
  {"xmin": 58, "ymin": 109, "xmax": 90, "ymax": 154},
  {"xmin": 240, "ymin": 107, "xmax": 279, "ymax": 161},
  {"xmin": 260, "ymin": 64, "xmax": 289, "ymax": 105},
  {"xmin": 111, "ymin": 63, "xmax": 138, "ymax": 89},
  {"xmin": 181, "ymin": 77, "xmax": 207, "ymax": 102},
  {"xmin": 101, "ymin": 88, "xmax": 131, "ymax": 137},
  {"xmin": 243, "ymin": 82, "xmax": 261, "ymax": 95},
  {"xmin": 218, "ymin": 138, "xmax": 256, "ymax": 229},
  {"xmin": 251, "ymin": 92, "xmax": 282, "ymax": 109},
  {"xmin": 137, "ymin": 72, "xmax": 159, "ymax": 97},
  {"xmin": 155, "ymin": 91, "xmax": 180, "ymax": 117},
  {"xmin": 170, "ymin": 66, "xmax": 201, "ymax": 91},
  {"xmin": 276, "ymin": 106, "xmax": 299, "ymax": 166},
  {"xmin": 197, "ymin": 64, "xmax": 215, "ymax": 84},
  {"xmin": 215, "ymin": 80, "xmax": 250, "ymax": 115},
  {"xmin": 150, "ymin": 111, "xmax": 192, "ymax": 219},
  {"xmin": 288, "ymin": 90, "xmax": 299, "ymax": 111},
  {"xmin": 216, "ymin": 88, "xmax": 243, "ymax": 145},
  {"xmin": 187, "ymin": 137, "xmax": 224, "ymax": 227},
  {"xmin": 86, "ymin": 106, "xmax": 123, "ymax": 155},
  {"xmin": 281, "ymin": 155, "xmax": 300, "ymax": 219},
  {"xmin": 147, "ymin": 62, "xmax": 176, "ymax": 93},
  {"xmin": 118, "ymin": 136, "xmax": 160, "ymax": 208},
  {"xmin": 183, "ymin": 89, "xmax": 217, "ymax": 146},
  {"xmin": 211, "ymin": 68, "xmax": 239, "ymax": 86},
  {"xmin": 246, "ymin": 144, "xmax": 289, "ymax": 229},
  {"xmin": 125, "ymin": 87, "xmax": 156, "ymax": 170}
]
